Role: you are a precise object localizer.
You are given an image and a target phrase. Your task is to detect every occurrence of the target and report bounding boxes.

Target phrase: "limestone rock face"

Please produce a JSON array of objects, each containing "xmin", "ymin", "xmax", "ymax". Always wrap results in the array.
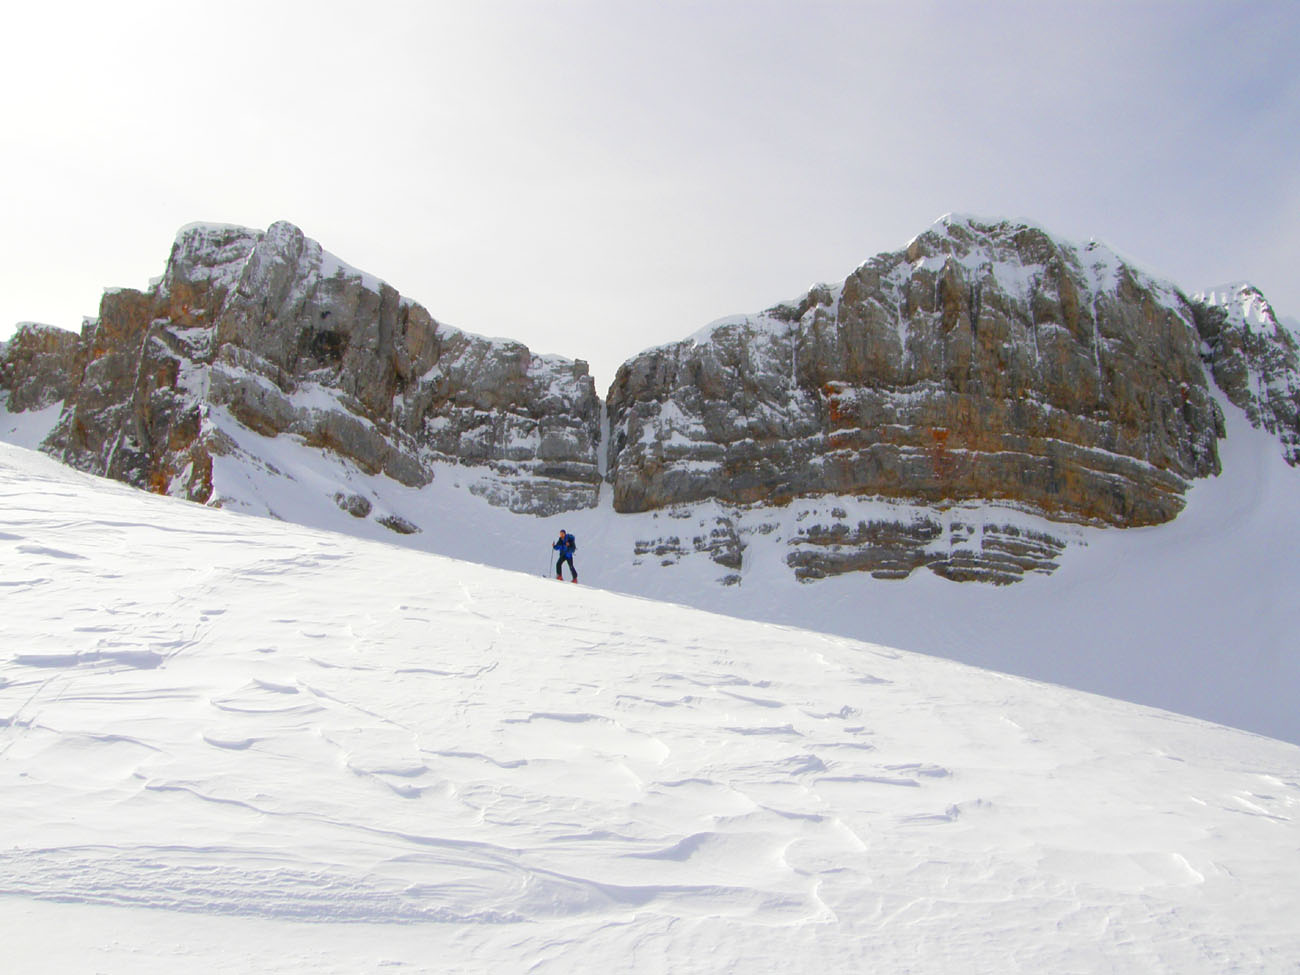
[
  {"xmin": 607, "ymin": 217, "xmax": 1224, "ymax": 528},
  {"xmin": 0, "ymin": 324, "xmax": 82, "ymax": 413},
  {"xmin": 604, "ymin": 216, "xmax": 1229, "ymax": 581},
  {"xmin": 1193, "ymin": 283, "xmax": 1300, "ymax": 466},
  {"xmin": 31, "ymin": 221, "xmax": 602, "ymax": 515}
]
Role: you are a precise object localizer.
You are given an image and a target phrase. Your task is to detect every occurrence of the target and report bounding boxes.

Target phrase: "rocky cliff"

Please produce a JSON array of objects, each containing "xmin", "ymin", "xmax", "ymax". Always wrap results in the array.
[
  {"xmin": 0, "ymin": 323, "xmax": 82, "ymax": 413},
  {"xmin": 607, "ymin": 216, "xmax": 1231, "ymax": 582},
  {"xmin": 9, "ymin": 221, "xmax": 601, "ymax": 523},
  {"xmin": 3, "ymin": 215, "xmax": 1295, "ymax": 584}
]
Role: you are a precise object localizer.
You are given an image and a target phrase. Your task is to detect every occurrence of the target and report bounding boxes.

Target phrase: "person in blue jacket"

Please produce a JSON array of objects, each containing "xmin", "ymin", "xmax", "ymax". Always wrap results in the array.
[{"xmin": 553, "ymin": 529, "xmax": 578, "ymax": 583}]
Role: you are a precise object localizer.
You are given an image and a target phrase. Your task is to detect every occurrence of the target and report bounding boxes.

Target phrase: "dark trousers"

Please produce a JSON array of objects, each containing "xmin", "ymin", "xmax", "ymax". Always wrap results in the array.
[{"xmin": 556, "ymin": 553, "xmax": 577, "ymax": 580}]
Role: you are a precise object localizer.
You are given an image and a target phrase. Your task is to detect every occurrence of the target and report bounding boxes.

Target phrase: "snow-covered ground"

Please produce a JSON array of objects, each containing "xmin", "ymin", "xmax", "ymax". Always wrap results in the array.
[
  {"xmin": 1, "ymin": 441, "xmax": 1298, "ymax": 972},
  {"xmin": 0, "ymin": 402, "xmax": 61, "ymax": 452},
  {"xmin": 5, "ymin": 386, "xmax": 1297, "ymax": 748}
]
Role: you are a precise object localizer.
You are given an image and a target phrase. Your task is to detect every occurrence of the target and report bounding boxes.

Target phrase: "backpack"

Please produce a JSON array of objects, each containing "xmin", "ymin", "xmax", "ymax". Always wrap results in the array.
[{"xmin": 567, "ymin": 534, "xmax": 577, "ymax": 552}]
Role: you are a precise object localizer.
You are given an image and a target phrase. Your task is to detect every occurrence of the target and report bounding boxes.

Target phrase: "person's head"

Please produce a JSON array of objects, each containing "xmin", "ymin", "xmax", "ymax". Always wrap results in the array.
[{"xmin": 558, "ymin": 529, "xmax": 567, "ymax": 537}]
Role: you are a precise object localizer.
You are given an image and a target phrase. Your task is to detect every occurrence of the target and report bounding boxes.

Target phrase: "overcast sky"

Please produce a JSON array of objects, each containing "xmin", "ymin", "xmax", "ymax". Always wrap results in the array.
[{"xmin": 2, "ymin": 1, "xmax": 1296, "ymax": 389}]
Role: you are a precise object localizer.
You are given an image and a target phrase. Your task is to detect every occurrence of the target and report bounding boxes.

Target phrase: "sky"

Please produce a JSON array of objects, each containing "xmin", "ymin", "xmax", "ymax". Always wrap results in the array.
[{"xmin": 2, "ymin": 1, "xmax": 1297, "ymax": 390}]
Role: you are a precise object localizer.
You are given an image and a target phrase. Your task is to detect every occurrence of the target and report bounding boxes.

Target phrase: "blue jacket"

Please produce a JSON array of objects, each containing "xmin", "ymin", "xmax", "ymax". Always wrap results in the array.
[{"xmin": 553, "ymin": 534, "xmax": 575, "ymax": 556}]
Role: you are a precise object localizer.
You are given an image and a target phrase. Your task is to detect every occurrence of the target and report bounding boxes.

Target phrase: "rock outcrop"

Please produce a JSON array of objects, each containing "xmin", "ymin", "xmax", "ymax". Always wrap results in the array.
[
  {"xmin": 784, "ymin": 515, "xmax": 1068, "ymax": 586},
  {"xmin": 29, "ymin": 221, "xmax": 602, "ymax": 517},
  {"xmin": 605, "ymin": 216, "xmax": 1232, "ymax": 581},
  {"xmin": 1193, "ymin": 282, "xmax": 1300, "ymax": 466},
  {"xmin": 0, "ymin": 323, "xmax": 82, "ymax": 413},
  {"xmin": 607, "ymin": 216, "xmax": 1222, "ymax": 524}
]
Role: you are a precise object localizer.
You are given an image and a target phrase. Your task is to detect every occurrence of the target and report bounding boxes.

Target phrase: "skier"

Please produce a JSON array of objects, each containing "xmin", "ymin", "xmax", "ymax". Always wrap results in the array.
[{"xmin": 553, "ymin": 529, "xmax": 578, "ymax": 583}]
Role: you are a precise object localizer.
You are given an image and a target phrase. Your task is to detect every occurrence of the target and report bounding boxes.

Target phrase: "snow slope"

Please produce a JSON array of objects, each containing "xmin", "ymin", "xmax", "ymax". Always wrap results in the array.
[
  {"xmin": 4, "ymin": 370, "xmax": 1297, "ymax": 749},
  {"xmin": 0, "ymin": 401, "xmax": 61, "ymax": 451},
  {"xmin": 1, "ymin": 442, "xmax": 1298, "ymax": 972},
  {"xmin": 3, "ymin": 214, "xmax": 1296, "ymax": 747}
]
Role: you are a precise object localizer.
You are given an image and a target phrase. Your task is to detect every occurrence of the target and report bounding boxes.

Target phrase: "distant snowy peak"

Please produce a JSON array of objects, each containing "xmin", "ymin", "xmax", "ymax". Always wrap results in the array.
[
  {"xmin": 906, "ymin": 213, "xmax": 1183, "ymax": 307},
  {"xmin": 164, "ymin": 223, "xmax": 260, "ymax": 295},
  {"xmin": 680, "ymin": 215, "xmax": 1163, "ymax": 367},
  {"xmin": 1193, "ymin": 281, "xmax": 1300, "ymax": 465},
  {"xmin": 1197, "ymin": 281, "xmax": 1296, "ymax": 340},
  {"xmin": 682, "ymin": 215, "xmax": 1158, "ymax": 356},
  {"xmin": 164, "ymin": 221, "xmax": 392, "ymax": 298}
]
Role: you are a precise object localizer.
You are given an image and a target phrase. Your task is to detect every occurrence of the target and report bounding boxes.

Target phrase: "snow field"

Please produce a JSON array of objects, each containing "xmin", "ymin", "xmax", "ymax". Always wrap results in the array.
[
  {"xmin": 1, "ymin": 442, "xmax": 1298, "ymax": 972},
  {"xmin": 198, "ymin": 388, "xmax": 1300, "ymax": 745}
]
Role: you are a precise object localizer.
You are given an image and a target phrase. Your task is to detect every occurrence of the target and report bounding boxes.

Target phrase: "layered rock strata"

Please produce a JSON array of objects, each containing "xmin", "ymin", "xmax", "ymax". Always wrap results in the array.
[
  {"xmin": 627, "ymin": 498, "xmax": 1073, "ymax": 588},
  {"xmin": 607, "ymin": 216, "xmax": 1222, "ymax": 525},
  {"xmin": 605, "ymin": 216, "xmax": 1229, "ymax": 580},
  {"xmin": 785, "ymin": 516, "xmax": 1067, "ymax": 585},
  {"xmin": 30, "ymin": 222, "xmax": 602, "ymax": 516}
]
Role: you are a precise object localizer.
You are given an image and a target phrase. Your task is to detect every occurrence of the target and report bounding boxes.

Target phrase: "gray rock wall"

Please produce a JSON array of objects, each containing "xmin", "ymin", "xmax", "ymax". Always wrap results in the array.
[
  {"xmin": 30, "ymin": 221, "xmax": 602, "ymax": 515},
  {"xmin": 606, "ymin": 217, "xmax": 1223, "ymax": 529}
]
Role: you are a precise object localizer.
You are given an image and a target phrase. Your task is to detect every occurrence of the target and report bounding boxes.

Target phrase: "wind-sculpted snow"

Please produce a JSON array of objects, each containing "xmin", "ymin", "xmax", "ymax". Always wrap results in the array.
[{"xmin": 1, "ymin": 442, "xmax": 1298, "ymax": 972}]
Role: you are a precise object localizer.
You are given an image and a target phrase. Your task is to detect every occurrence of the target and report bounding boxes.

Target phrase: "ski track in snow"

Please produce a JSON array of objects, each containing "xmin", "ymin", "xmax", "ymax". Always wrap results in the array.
[{"xmin": 0, "ymin": 442, "xmax": 1298, "ymax": 972}]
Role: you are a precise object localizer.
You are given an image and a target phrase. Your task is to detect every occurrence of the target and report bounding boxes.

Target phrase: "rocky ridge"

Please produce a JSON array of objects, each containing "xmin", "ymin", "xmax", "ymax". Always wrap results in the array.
[
  {"xmin": 607, "ymin": 215, "xmax": 1234, "ymax": 582},
  {"xmin": 16, "ymin": 222, "xmax": 601, "ymax": 520},
  {"xmin": 2, "ymin": 216, "xmax": 1295, "ymax": 585}
]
